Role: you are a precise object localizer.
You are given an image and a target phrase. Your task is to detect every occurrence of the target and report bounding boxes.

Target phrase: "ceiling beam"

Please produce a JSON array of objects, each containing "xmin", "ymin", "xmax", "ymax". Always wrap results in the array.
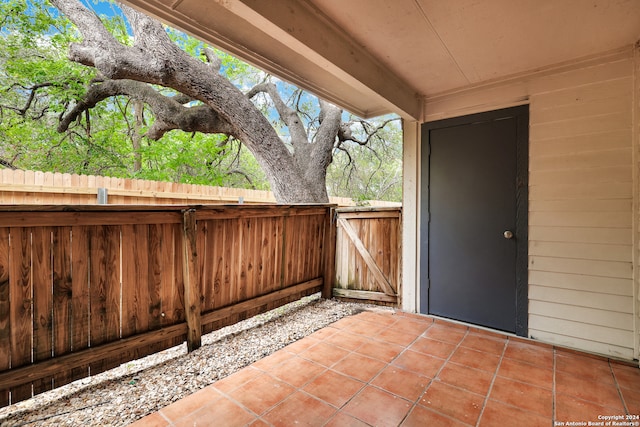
[{"xmin": 120, "ymin": 0, "xmax": 420, "ymax": 119}]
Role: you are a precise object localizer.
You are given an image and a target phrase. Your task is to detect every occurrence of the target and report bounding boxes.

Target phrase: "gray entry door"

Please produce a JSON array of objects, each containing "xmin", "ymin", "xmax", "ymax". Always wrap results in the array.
[{"xmin": 420, "ymin": 106, "xmax": 528, "ymax": 335}]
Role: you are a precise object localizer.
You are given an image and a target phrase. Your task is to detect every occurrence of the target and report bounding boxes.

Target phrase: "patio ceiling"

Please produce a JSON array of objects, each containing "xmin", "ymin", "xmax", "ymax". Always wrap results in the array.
[{"xmin": 121, "ymin": 0, "xmax": 640, "ymax": 120}]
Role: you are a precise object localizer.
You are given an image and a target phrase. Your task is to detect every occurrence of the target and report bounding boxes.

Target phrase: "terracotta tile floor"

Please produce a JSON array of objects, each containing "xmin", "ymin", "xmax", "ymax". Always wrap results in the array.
[{"xmin": 130, "ymin": 311, "xmax": 640, "ymax": 427}]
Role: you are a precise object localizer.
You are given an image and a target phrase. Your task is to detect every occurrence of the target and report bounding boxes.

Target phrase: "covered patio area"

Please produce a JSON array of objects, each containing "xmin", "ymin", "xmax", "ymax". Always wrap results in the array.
[{"xmin": 131, "ymin": 310, "xmax": 640, "ymax": 426}]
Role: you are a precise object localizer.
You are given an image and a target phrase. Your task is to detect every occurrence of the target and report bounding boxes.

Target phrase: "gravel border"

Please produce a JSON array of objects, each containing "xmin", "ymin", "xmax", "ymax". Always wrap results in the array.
[{"xmin": 0, "ymin": 294, "xmax": 392, "ymax": 427}]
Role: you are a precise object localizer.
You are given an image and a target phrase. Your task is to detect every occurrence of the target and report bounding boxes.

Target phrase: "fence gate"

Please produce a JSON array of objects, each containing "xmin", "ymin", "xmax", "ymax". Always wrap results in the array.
[{"xmin": 333, "ymin": 207, "xmax": 401, "ymax": 306}]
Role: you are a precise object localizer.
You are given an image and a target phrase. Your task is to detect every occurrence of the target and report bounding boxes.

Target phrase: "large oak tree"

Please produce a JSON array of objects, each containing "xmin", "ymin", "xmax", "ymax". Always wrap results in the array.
[{"xmin": 45, "ymin": 0, "xmax": 396, "ymax": 203}]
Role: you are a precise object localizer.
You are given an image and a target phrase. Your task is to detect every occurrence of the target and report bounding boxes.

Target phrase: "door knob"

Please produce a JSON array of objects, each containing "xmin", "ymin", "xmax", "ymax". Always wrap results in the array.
[{"xmin": 503, "ymin": 230, "xmax": 514, "ymax": 239}]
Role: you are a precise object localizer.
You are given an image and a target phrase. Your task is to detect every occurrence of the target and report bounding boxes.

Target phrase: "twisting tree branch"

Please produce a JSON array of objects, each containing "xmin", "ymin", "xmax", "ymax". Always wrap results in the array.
[
  {"xmin": 247, "ymin": 81, "xmax": 309, "ymax": 150},
  {"xmin": 337, "ymin": 117, "xmax": 399, "ymax": 146},
  {"xmin": 57, "ymin": 79, "xmax": 236, "ymax": 139},
  {"xmin": 0, "ymin": 158, "xmax": 18, "ymax": 170},
  {"xmin": 226, "ymin": 169, "xmax": 255, "ymax": 188},
  {"xmin": 1, "ymin": 82, "xmax": 56, "ymax": 116}
]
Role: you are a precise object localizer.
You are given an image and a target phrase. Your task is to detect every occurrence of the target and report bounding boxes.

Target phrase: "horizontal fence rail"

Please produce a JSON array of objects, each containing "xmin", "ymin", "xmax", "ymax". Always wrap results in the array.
[
  {"xmin": 333, "ymin": 207, "xmax": 402, "ymax": 306},
  {"xmin": 0, "ymin": 204, "xmax": 336, "ymax": 407}
]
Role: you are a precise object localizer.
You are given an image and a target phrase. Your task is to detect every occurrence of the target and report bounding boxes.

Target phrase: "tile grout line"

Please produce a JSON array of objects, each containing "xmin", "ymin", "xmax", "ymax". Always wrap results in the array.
[
  {"xmin": 319, "ymin": 314, "xmax": 413, "ymax": 426},
  {"xmin": 609, "ymin": 360, "xmax": 631, "ymax": 415},
  {"xmin": 402, "ymin": 324, "xmax": 476, "ymax": 426},
  {"xmin": 219, "ymin": 331, "xmax": 343, "ymax": 427},
  {"xmin": 474, "ymin": 336, "xmax": 509, "ymax": 427},
  {"xmin": 552, "ymin": 347, "xmax": 557, "ymax": 427},
  {"xmin": 323, "ymin": 315, "xmax": 439, "ymax": 426},
  {"xmin": 380, "ymin": 318, "xmax": 438, "ymax": 426},
  {"xmin": 211, "ymin": 373, "xmax": 286, "ymax": 424},
  {"xmin": 317, "ymin": 316, "xmax": 374, "ymax": 427}
]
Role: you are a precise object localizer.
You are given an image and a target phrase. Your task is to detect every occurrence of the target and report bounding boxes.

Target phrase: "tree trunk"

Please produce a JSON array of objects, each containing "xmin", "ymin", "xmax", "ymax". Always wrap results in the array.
[{"xmin": 51, "ymin": 0, "xmax": 337, "ymax": 204}]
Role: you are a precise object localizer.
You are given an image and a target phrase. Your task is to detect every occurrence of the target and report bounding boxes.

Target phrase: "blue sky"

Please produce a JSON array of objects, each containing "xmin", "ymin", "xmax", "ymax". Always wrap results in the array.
[{"xmin": 79, "ymin": 0, "xmax": 120, "ymax": 17}]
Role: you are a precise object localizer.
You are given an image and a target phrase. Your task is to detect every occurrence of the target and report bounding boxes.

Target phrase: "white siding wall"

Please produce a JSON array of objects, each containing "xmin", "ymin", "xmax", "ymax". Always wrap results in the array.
[{"xmin": 423, "ymin": 47, "xmax": 638, "ymax": 360}]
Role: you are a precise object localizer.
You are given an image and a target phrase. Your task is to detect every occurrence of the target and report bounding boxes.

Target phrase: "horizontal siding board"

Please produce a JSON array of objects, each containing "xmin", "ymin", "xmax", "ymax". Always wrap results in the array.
[
  {"xmin": 529, "ymin": 256, "xmax": 632, "ymax": 279},
  {"xmin": 529, "ymin": 130, "xmax": 630, "ymax": 158},
  {"xmin": 529, "ymin": 182, "xmax": 631, "ymax": 201},
  {"xmin": 528, "ymin": 329, "xmax": 634, "ymax": 360},
  {"xmin": 530, "ymin": 111, "xmax": 631, "ymax": 141},
  {"xmin": 531, "ymin": 77, "xmax": 631, "ymax": 110},
  {"xmin": 529, "ymin": 199, "xmax": 631, "ymax": 213},
  {"xmin": 528, "ymin": 57, "xmax": 632, "ymax": 95},
  {"xmin": 529, "ymin": 241, "xmax": 631, "ymax": 262},
  {"xmin": 529, "ymin": 226, "xmax": 631, "ymax": 245},
  {"xmin": 528, "ymin": 314, "xmax": 633, "ymax": 348},
  {"xmin": 531, "ymin": 95, "xmax": 631, "ymax": 124},
  {"xmin": 529, "ymin": 211, "xmax": 630, "ymax": 228},
  {"xmin": 529, "ymin": 148, "xmax": 631, "ymax": 171},
  {"xmin": 529, "ymin": 285, "xmax": 633, "ymax": 312},
  {"xmin": 529, "ymin": 300, "xmax": 633, "ymax": 331},
  {"xmin": 528, "ymin": 271, "xmax": 632, "ymax": 297},
  {"xmin": 529, "ymin": 166, "xmax": 631, "ymax": 186}
]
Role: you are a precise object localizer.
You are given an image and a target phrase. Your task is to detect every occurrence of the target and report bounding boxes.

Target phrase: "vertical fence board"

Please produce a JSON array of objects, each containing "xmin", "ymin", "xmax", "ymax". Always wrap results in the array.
[
  {"xmin": 270, "ymin": 217, "xmax": 283, "ymax": 292},
  {"xmin": 89, "ymin": 225, "xmax": 121, "ymax": 374},
  {"xmin": 267, "ymin": 217, "xmax": 282, "ymax": 291},
  {"xmin": 210, "ymin": 219, "xmax": 225, "ymax": 311},
  {"xmin": 122, "ymin": 225, "xmax": 150, "ymax": 338},
  {"xmin": 89, "ymin": 225, "xmax": 121, "ymax": 346},
  {"xmin": 248, "ymin": 218, "xmax": 260, "ymax": 297},
  {"xmin": 144, "ymin": 224, "xmax": 165, "ymax": 354},
  {"xmin": 12, "ymin": 170, "xmax": 24, "ymax": 204},
  {"xmin": 307, "ymin": 216, "xmax": 316, "ymax": 281},
  {"xmin": 0, "ymin": 228, "xmax": 10, "ymax": 406},
  {"xmin": 295, "ymin": 217, "xmax": 305, "ymax": 285},
  {"xmin": 244, "ymin": 218, "xmax": 258, "ymax": 318},
  {"xmin": 229, "ymin": 219, "xmax": 240, "ymax": 305},
  {"xmin": 257, "ymin": 218, "xmax": 269, "ymax": 295},
  {"xmin": 239, "ymin": 219, "xmax": 250, "ymax": 304},
  {"xmin": 161, "ymin": 224, "xmax": 185, "ymax": 348},
  {"xmin": 272, "ymin": 217, "xmax": 282, "ymax": 291},
  {"xmin": 299, "ymin": 217, "xmax": 307, "ymax": 283},
  {"xmin": 9, "ymin": 227, "xmax": 33, "ymax": 402},
  {"xmin": 312, "ymin": 215, "xmax": 321, "ymax": 279},
  {"xmin": 32, "ymin": 227, "xmax": 53, "ymax": 395},
  {"xmin": 52, "ymin": 227, "xmax": 73, "ymax": 389},
  {"xmin": 71, "ymin": 226, "xmax": 89, "ymax": 353},
  {"xmin": 23, "ymin": 171, "xmax": 34, "ymax": 206},
  {"xmin": 200, "ymin": 220, "xmax": 213, "ymax": 312},
  {"xmin": 146, "ymin": 224, "xmax": 163, "ymax": 332},
  {"xmin": 283, "ymin": 216, "xmax": 294, "ymax": 287}
]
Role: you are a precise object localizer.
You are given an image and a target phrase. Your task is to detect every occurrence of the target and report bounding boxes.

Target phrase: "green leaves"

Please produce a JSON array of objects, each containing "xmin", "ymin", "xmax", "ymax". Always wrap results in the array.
[
  {"xmin": 0, "ymin": 0, "xmax": 402, "ymax": 202},
  {"xmin": 327, "ymin": 116, "xmax": 402, "ymax": 202}
]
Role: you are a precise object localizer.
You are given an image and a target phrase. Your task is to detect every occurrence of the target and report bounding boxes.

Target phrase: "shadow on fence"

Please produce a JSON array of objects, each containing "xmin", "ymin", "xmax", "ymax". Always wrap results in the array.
[{"xmin": 0, "ymin": 204, "xmax": 336, "ymax": 407}]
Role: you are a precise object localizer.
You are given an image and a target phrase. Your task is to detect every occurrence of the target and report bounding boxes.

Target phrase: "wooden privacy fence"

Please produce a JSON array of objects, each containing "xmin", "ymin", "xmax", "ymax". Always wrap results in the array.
[
  {"xmin": 0, "ymin": 169, "xmax": 279, "ymax": 205},
  {"xmin": 0, "ymin": 204, "xmax": 335, "ymax": 407},
  {"xmin": 333, "ymin": 207, "xmax": 402, "ymax": 306},
  {"xmin": 0, "ymin": 168, "xmax": 402, "ymax": 207}
]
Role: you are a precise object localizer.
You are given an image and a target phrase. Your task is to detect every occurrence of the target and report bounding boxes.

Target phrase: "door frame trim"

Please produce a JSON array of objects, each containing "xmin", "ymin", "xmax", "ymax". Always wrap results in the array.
[{"xmin": 419, "ymin": 105, "xmax": 529, "ymax": 337}]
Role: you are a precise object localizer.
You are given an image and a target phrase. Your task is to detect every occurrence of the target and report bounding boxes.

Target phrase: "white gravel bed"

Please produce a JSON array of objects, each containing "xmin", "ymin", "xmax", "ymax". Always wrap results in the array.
[{"xmin": 0, "ymin": 294, "xmax": 392, "ymax": 427}]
